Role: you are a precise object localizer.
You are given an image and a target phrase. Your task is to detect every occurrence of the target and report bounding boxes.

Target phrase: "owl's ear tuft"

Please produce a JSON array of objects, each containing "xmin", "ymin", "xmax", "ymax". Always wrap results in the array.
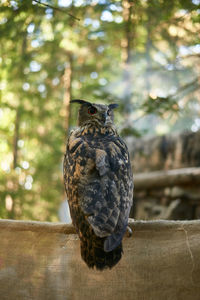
[
  {"xmin": 109, "ymin": 103, "xmax": 119, "ymax": 110},
  {"xmin": 70, "ymin": 99, "xmax": 91, "ymax": 106}
]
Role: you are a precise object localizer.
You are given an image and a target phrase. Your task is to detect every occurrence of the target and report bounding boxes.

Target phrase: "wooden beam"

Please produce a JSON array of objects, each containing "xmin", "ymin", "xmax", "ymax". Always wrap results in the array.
[
  {"xmin": 134, "ymin": 167, "xmax": 200, "ymax": 190},
  {"xmin": 1, "ymin": 218, "xmax": 200, "ymax": 234}
]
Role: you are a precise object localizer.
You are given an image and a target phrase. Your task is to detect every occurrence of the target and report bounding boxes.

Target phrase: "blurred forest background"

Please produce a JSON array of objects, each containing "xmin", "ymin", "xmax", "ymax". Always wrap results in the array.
[{"xmin": 0, "ymin": 0, "xmax": 200, "ymax": 221}]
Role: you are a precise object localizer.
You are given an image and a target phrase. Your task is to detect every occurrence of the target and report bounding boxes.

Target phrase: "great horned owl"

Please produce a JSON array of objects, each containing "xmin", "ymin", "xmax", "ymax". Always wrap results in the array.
[{"xmin": 63, "ymin": 99, "xmax": 133, "ymax": 270}]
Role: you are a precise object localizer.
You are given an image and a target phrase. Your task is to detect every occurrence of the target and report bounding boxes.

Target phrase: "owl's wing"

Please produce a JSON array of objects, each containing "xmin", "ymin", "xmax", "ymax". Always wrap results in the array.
[
  {"xmin": 68, "ymin": 133, "xmax": 133, "ymax": 252},
  {"xmin": 95, "ymin": 138, "xmax": 133, "ymax": 252}
]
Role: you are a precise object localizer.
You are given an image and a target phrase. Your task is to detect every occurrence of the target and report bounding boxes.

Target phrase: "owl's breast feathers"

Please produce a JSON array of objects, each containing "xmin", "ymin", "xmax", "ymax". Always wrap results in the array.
[{"xmin": 64, "ymin": 124, "xmax": 133, "ymax": 253}]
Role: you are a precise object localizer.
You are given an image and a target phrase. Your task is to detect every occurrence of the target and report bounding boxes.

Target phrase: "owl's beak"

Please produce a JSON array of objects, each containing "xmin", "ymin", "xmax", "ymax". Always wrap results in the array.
[
  {"xmin": 102, "ymin": 112, "xmax": 112, "ymax": 125},
  {"xmin": 102, "ymin": 113, "xmax": 106, "ymax": 123},
  {"xmin": 102, "ymin": 112, "xmax": 107, "ymax": 124}
]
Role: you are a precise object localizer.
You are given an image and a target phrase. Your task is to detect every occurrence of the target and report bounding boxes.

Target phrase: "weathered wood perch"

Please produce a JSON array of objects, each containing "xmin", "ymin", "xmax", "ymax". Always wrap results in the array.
[
  {"xmin": 0, "ymin": 219, "xmax": 200, "ymax": 300},
  {"xmin": 134, "ymin": 167, "xmax": 200, "ymax": 190}
]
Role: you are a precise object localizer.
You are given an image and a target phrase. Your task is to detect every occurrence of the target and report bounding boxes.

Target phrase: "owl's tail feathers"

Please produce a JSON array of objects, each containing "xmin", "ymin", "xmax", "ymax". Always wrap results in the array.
[{"xmin": 80, "ymin": 236, "xmax": 123, "ymax": 271}]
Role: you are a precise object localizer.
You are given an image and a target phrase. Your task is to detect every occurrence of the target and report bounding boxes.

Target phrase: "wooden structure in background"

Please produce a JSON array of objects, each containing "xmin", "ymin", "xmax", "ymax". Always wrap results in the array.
[
  {"xmin": 132, "ymin": 167, "xmax": 200, "ymax": 221},
  {"xmin": 134, "ymin": 167, "xmax": 200, "ymax": 189},
  {"xmin": 0, "ymin": 219, "xmax": 200, "ymax": 300},
  {"xmin": 127, "ymin": 129, "xmax": 200, "ymax": 221},
  {"xmin": 127, "ymin": 130, "xmax": 200, "ymax": 173}
]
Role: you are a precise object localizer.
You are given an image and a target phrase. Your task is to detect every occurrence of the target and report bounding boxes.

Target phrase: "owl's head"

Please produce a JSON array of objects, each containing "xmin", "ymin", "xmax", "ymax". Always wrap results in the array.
[{"xmin": 71, "ymin": 99, "xmax": 118, "ymax": 127}]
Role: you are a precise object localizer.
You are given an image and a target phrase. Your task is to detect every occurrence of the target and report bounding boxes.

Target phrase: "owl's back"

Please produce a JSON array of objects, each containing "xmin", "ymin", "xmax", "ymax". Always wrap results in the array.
[{"xmin": 64, "ymin": 124, "xmax": 133, "ymax": 269}]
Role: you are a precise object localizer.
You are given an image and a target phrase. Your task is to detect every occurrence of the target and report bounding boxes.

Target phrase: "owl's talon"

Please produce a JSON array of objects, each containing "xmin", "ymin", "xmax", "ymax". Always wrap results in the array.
[{"xmin": 126, "ymin": 226, "xmax": 133, "ymax": 237}]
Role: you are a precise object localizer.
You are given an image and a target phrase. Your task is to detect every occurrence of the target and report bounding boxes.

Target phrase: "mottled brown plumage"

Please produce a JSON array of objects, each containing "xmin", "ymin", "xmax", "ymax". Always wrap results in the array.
[{"xmin": 63, "ymin": 99, "xmax": 133, "ymax": 270}]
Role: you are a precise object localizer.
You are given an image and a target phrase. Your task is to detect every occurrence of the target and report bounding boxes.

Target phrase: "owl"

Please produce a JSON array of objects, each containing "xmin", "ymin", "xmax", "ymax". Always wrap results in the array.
[{"xmin": 63, "ymin": 99, "xmax": 133, "ymax": 270}]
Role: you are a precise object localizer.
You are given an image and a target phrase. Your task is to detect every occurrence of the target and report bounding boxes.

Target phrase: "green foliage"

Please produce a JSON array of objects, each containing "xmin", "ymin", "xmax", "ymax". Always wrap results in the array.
[{"xmin": 0, "ymin": 0, "xmax": 199, "ymax": 220}]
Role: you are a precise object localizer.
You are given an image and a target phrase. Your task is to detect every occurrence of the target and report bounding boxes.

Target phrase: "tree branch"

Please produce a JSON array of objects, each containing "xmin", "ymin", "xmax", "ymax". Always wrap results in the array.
[{"xmin": 33, "ymin": 0, "xmax": 80, "ymax": 21}]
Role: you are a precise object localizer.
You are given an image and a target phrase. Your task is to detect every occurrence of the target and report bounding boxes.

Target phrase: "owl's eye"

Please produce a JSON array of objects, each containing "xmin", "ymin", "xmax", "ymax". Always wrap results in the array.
[{"xmin": 88, "ymin": 106, "xmax": 97, "ymax": 115}]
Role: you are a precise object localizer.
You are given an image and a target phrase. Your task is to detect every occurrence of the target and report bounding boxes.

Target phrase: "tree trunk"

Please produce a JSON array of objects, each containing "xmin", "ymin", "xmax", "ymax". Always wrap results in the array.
[
  {"xmin": 122, "ymin": 0, "xmax": 134, "ymax": 64},
  {"xmin": 145, "ymin": 4, "xmax": 152, "ymax": 93},
  {"xmin": 62, "ymin": 53, "xmax": 74, "ymax": 202},
  {"xmin": 13, "ymin": 108, "xmax": 20, "ymax": 169},
  {"xmin": 9, "ymin": 34, "xmax": 27, "ymax": 219},
  {"xmin": 121, "ymin": 0, "xmax": 135, "ymax": 114},
  {"xmin": 63, "ymin": 53, "xmax": 73, "ymax": 135}
]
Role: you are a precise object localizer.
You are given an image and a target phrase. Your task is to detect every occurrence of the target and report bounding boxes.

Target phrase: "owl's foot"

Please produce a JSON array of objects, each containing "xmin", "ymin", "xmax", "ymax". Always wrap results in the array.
[{"xmin": 126, "ymin": 226, "xmax": 133, "ymax": 237}]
